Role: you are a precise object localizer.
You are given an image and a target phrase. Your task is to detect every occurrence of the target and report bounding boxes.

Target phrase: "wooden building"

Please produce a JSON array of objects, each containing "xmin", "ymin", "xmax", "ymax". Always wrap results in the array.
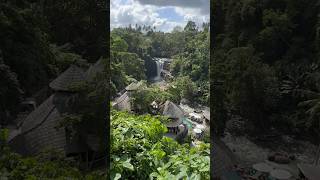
[{"xmin": 162, "ymin": 100, "xmax": 188, "ymax": 141}]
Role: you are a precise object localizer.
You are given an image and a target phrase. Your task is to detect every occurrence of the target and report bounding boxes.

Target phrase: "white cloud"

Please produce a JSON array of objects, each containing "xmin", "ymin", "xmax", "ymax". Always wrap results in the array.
[
  {"xmin": 135, "ymin": 0, "xmax": 210, "ymax": 15},
  {"xmin": 110, "ymin": 0, "xmax": 209, "ymax": 32},
  {"xmin": 174, "ymin": 7, "xmax": 209, "ymax": 24}
]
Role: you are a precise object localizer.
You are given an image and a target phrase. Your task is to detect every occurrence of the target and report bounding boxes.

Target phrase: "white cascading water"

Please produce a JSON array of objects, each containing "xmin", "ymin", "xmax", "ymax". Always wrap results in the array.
[{"xmin": 154, "ymin": 58, "xmax": 164, "ymax": 81}]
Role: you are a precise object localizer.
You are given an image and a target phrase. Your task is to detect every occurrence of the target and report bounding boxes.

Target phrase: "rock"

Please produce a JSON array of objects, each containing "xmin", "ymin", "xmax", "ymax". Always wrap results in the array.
[
  {"xmin": 268, "ymin": 152, "xmax": 291, "ymax": 164},
  {"xmin": 180, "ymin": 98, "xmax": 189, "ymax": 105}
]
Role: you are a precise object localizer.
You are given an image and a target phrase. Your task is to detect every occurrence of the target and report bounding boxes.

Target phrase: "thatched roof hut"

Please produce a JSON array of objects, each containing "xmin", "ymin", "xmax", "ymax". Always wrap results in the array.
[
  {"xmin": 162, "ymin": 101, "xmax": 184, "ymax": 127},
  {"xmin": 163, "ymin": 101, "xmax": 184, "ymax": 119},
  {"xmin": 10, "ymin": 64, "xmax": 90, "ymax": 156},
  {"xmin": 9, "ymin": 92, "xmax": 97, "ymax": 156},
  {"xmin": 9, "ymin": 93, "xmax": 72, "ymax": 155},
  {"xmin": 49, "ymin": 65, "xmax": 85, "ymax": 92},
  {"xmin": 112, "ymin": 81, "xmax": 145, "ymax": 111}
]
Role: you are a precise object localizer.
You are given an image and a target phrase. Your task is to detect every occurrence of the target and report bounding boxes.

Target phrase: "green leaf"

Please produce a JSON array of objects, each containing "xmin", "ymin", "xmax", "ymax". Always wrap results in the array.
[
  {"xmin": 122, "ymin": 160, "xmax": 134, "ymax": 171},
  {"xmin": 189, "ymin": 173, "xmax": 201, "ymax": 180},
  {"xmin": 114, "ymin": 173, "xmax": 121, "ymax": 180}
]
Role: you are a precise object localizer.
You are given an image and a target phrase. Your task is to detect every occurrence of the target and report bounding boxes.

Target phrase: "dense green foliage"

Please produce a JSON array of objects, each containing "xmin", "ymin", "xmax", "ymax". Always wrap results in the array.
[
  {"xmin": 110, "ymin": 110, "xmax": 210, "ymax": 180},
  {"xmin": 0, "ymin": 3, "xmax": 55, "ymax": 97},
  {"xmin": 130, "ymin": 83, "xmax": 176, "ymax": 113},
  {"xmin": 110, "ymin": 22, "xmax": 209, "ymax": 106},
  {"xmin": 0, "ymin": 0, "xmax": 107, "ymax": 124},
  {"xmin": 212, "ymin": 0, "xmax": 320, "ymax": 139},
  {"xmin": 0, "ymin": 0, "xmax": 108, "ymax": 178},
  {"xmin": 110, "ymin": 31, "xmax": 147, "ymax": 97},
  {"xmin": 169, "ymin": 22, "xmax": 210, "ymax": 105},
  {"xmin": 0, "ymin": 54, "xmax": 23, "ymax": 119}
]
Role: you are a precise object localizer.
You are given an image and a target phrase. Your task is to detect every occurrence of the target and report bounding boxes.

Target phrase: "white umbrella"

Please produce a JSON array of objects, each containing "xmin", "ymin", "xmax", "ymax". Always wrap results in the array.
[
  {"xmin": 193, "ymin": 128, "xmax": 202, "ymax": 134},
  {"xmin": 196, "ymin": 124, "xmax": 205, "ymax": 129}
]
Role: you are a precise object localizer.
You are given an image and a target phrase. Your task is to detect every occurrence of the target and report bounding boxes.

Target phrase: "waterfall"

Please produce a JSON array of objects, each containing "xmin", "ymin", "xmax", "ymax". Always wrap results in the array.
[
  {"xmin": 156, "ymin": 61, "xmax": 160, "ymax": 79},
  {"xmin": 153, "ymin": 58, "xmax": 164, "ymax": 81}
]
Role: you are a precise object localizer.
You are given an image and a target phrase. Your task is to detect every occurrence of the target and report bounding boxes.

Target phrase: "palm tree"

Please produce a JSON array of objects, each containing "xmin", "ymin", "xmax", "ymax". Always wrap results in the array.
[
  {"xmin": 298, "ymin": 90, "xmax": 320, "ymax": 128},
  {"xmin": 298, "ymin": 91, "xmax": 320, "ymax": 165}
]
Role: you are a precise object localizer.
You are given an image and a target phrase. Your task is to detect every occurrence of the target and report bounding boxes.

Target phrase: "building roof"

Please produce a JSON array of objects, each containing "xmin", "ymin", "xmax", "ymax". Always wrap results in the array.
[
  {"xmin": 9, "ymin": 64, "xmax": 105, "ymax": 156},
  {"xmin": 112, "ymin": 92, "xmax": 131, "ymax": 111},
  {"xmin": 9, "ymin": 92, "xmax": 88, "ymax": 156},
  {"xmin": 85, "ymin": 58, "xmax": 106, "ymax": 81},
  {"xmin": 203, "ymin": 110, "xmax": 210, "ymax": 121},
  {"xmin": 162, "ymin": 101, "xmax": 184, "ymax": 127},
  {"xmin": 163, "ymin": 101, "xmax": 184, "ymax": 119},
  {"xmin": 10, "ymin": 93, "xmax": 71, "ymax": 155},
  {"xmin": 49, "ymin": 65, "xmax": 85, "ymax": 92}
]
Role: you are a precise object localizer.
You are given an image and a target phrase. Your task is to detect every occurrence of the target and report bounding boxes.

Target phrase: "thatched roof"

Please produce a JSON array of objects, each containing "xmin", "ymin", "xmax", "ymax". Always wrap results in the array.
[
  {"xmin": 163, "ymin": 101, "xmax": 184, "ymax": 119},
  {"xmin": 9, "ymin": 92, "xmax": 88, "ymax": 155},
  {"xmin": 85, "ymin": 58, "xmax": 106, "ymax": 81},
  {"xmin": 125, "ymin": 81, "xmax": 143, "ymax": 91},
  {"xmin": 9, "ymin": 93, "xmax": 70, "ymax": 155},
  {"xmin": 112, "ymin": 92, "xmax": 131, "ymax": 111},
  {"xmin": 203, "ymin": 110, "xmax": 210, "ymax": 121},
  {"xmin": 162, "ymin": 101, "xmax": 184, "ymax": 127},
  {"xmin": 49, "ymin": 65, "xmax": 85, "ymax": 92}
]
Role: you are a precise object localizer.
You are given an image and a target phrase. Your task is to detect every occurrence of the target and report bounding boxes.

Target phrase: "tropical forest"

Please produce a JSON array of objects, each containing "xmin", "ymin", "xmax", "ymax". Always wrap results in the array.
[
  {"xmin": 0, "ymin": 0, "xmax": 108, "ymax": 179},
  {"xmin": 110, "ymin": 21, "xmax": 210, "ymax": 179},
  {"xmin": 211, "ymin": 0, "xmax": 320, "ymax": 179}
]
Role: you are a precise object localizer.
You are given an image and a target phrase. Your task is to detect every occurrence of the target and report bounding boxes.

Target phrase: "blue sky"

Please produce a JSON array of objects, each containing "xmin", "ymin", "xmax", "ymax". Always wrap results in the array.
[{"xmin": 111, "ymin": 0, "xmax": 210, "ymax": 32}]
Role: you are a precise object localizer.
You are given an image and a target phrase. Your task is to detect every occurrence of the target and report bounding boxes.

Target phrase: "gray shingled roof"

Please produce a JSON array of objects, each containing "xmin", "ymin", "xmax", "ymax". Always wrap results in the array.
[
  {"xmin": 85, "ymin": 58, "xmax": 106, "ymax": 81},
  {"xmin": 112, "ymin": 92, "xmax": 131, "ymax": 111},
  {"xmin": 14, "ymin": 93, "xmax": 69, "ymax": 155},
  {"xmin": 23, "ymin": 107, "xmax": 66, "ymax": 155},
  {"xmin": 49, "ymin": 65, "xmax": 85, "ymax": 92},
  {"xmin": 163, "ymin": 101, "xmax": 184, "ymax": 119},
  {"xmin": 203, "ymin": 110, "xmax": 210, "ymax": 121},
  {"xmin": 162, "ymin": 101, "xmax": 184, "ymax": 127},
  {"xmin": 9, "ymin": 93, "xmax": 76, "ymax": 155}
]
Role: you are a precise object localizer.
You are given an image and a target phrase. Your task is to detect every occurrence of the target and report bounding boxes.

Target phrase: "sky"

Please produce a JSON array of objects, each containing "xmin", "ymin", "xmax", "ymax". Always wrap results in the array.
[{"xmin": 110, "ymin": 0, "xmax": 210, "ymax": 32}]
